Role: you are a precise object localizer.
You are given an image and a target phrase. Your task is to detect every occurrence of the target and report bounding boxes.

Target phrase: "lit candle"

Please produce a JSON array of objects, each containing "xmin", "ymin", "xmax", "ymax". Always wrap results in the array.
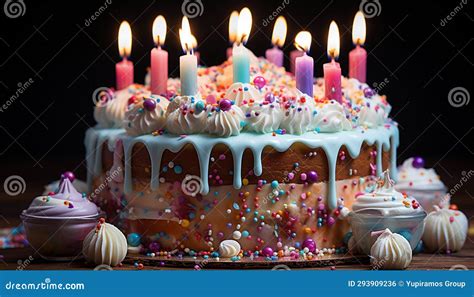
[
  {"xmin": 232, "ymin": 7, "xmax": 252, "ymax": 84},
  {"xmin": 179, "ymin": 17, "xmax": 197, "ymax": 96},
  {"xmin": 265, "ymin": 16, "xmax": 286, "ymax": 67},
  {"xmin": 150, "ymin": 15, "xmax": 168, "ymax": 95},
  {"xmin": 294, "ymin": 31, "xmax": 313, "ymax": 97},
  {"xmin": 324, "ymin": 21, "xmax": 342, "ymax": 103},
  {"xmin": 116, "ymin": 21, "xmax": 134, "ymax": 90},
  {"xmin": 226, "ymin": 11, "xmax": 239, "ymax": 59},
  {"xmin": 349, "ymin": 11, "xmax": 367, "ymax": 83},
  {"xmin": 290, "ymin": 49, "xmax": 304, "ymax": 75}
]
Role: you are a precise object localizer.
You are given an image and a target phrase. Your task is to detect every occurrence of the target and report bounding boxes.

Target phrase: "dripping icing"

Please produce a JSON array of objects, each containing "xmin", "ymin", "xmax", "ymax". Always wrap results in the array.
[{"xmin": 85, "ymin": 125, "xmax": 399, "ymax": 210}]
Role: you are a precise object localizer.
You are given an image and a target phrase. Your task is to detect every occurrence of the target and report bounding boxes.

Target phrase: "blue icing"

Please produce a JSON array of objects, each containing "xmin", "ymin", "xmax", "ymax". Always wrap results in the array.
[{"xmin": 85, "ymin": 124, "xmax": 399, "ymax": 211}]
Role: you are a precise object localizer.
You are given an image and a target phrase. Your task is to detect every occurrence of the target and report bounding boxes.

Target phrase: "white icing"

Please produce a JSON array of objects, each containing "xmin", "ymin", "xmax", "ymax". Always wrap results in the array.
[
  {"xmin": 395, "ymin": 158, "xmax": 446, "ymax": 191},
  {"xmin": 82, "ymin": 222, "xmax": 127, "ymax": 266},
  {"xmin": 243, "ymin": 101, "xmax": 283, "ymax": 133},
  {"xmin": 358, "ymin": 102, "xmax": 385, "ymax": 128},
  {"xmin": 165, "ymin": 95, "xmax": 207, "ymax": 135},
  {"xmin": 422, "ymin": 207, "xmax": 468, "ymax": 253},
  {"xmin": 313, "ymin": 100, "xmax": 352, "ymax": 133},
  {"xmin": 124, "ymin": 95, "xmax": 168, "ymax": 136},
  {"xmin": 370, "ymin": 228, "xmax": 412, "ymax": 270},
  {"xmin": 218, "ymin": 240, "xmax": 241, "ymax": 258},
  {"xmin": 352, "ymin": 171, "xmax": 424, "ymax": 216},
  {"xmin": 280, "ymin": 92, "xmax": 317, "ymax": 135},
  {"xmin": 225, "ymin": 83, "xmax": 263, "ymax": 106},
  {"xmin": 207, "ymin": 105, "xmax": 245, "ymax": 137}
]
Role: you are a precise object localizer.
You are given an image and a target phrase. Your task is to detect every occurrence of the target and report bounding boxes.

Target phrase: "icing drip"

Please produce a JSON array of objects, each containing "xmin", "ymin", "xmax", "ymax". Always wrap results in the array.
[{"xmin": 85, "ymin": 125, "xmax": 399, "ymax": 210}]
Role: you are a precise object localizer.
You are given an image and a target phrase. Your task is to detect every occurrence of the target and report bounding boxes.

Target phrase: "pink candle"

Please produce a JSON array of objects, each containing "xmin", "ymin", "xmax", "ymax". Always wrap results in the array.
[
  {"xmin": 349, "ymin": 45, "xmax": 367, "ymax": 82},
  {"xmin": 226, "ymin": 47, "xmax": 233, "ymax": 59},
  {"xmin": 150, "ymin": 47, "xmax": 168, "ymax": 95},
  {"xmin": 116, "ymin": 21, "xmax": 134, "ymax": 90},
  {"xmin": 195, "ymin": 51, "xmax": 201, "ymax": 65},
  {"xmin": 116, "ymin": 58, "xmax": 134, "ymax": 90},
  {"xmin": 150, "ymin": 15, "xmax": 168, "ymax": 95},
  {"xmin": 266, "ymin": 16, "xmax": 287, "ymax": 67},
  {"xmin": 266, "ymin": 46, "xmax": 283, "ymax": 67},
  {"xmin": 349, "ymin": 12, "xmax": 367, "ymax": 82},
  {"xmin": 324, "ymin": 21, "xmax": 342, "ymax": 103},
  {"xmin": 324, "ymin": 59, "xmax": 341, "ymax": 102},
  {"xmin": 290, "ymin": 50, "xmax": 304, "ymax": 74}
]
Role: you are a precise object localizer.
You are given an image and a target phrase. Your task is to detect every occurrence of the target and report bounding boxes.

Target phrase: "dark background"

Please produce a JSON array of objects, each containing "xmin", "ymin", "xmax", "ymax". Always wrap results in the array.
[{"xmin": 0, "ymin": 0, "xmax": 472, "ymax": 192}]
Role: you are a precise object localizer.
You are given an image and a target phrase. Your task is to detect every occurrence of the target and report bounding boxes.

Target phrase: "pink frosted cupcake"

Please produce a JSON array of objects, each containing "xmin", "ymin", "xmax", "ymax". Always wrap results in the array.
[
  {"xmin": 395, "ymin": 157, "xmax": 449, "ymax": 213},
  {"xmin": 21, "ymin": 174, "xmax": 100, "ymax": 260}
]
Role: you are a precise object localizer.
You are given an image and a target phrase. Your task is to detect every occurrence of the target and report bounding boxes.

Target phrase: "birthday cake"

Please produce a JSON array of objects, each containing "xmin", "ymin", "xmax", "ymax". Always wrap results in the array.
[{"xmin": 85, "ymin": 52, "xmax": 398, "ymax": 260}]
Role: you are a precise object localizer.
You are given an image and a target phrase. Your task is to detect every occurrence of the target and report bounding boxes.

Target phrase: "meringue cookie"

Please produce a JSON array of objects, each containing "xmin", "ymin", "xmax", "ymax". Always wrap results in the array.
[
  {"xmin": 280, "ymin": 92, "xmax": 317, "ymax": 135},
  {"xmin": 243, "ymin": 100, "xmax": 283, "ymax": 133},
  {"xmin": 218, "ymin": 240, "xmax": 241, "ymax": 258},
  {"xmin": 357, "ymin": 102, "xmax": 385, "ymax": 128},
  {"xmin": 82, "ymin": 220, "xmax": 127, "ymax": 266},
  {"xmin": 165, "ymin": 95, "xmax": 208, "ymax": 135},
  {"xmin": 207, "ymin": 105, "xmax": 245, "ymax": 137},
  {"xmin": 124, "ymin": 95, "xmax": 169, "ymax": 136},
  {"xmin": 352, "ymin": 171, "xmax": 425, "ymax": 217},
  {"xmin": 370, "ymin": 229, "xmax": 412, "ymax": 270},
  {"xmin": 422, "ymin": 206, "xmax": 468, "ymax": 253},
  {"xmin": 396, "ymin": 158, "xmax": 446, "ymax": 191},
  {"xmin": 313, "ymin": 100, "xmax": 352, "ymax": 133},
  {"xmin": 224, "ymin": 83, "xmax": 263, "ymax": 106}
]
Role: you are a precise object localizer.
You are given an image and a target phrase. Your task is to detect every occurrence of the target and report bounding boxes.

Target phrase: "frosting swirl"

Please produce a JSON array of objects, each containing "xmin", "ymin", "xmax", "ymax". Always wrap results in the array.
[
  {"xmin": 224, "ymin": 83, "xmax": 263, "ymax": 106},
  {"xmin": 207, "ymin": 104, "xmax": 245, "ymax": 137},
  {"xmin": 165, "ymin": 95, "xmax": 208, "ymax": 135},
  {"xmin": 23, "ymin": 177, "xmax": 99, "ymax": 218},
  {"xmin": 357, "ymin": 101, "xmax": 385, "ymax": 128},
  {"xmin": 218, "ymin": 239, "xmax": 241, "ymax": 258},
  {"xmin": 124, "ymin": 95, "xmax": 169, "ymax": 136},
  {"xmin": 352, "ymin": 171, "xmax": 424, "ymax": 216},
  {"xmin": 395, "ymin": 158, "xmax": 446, "ymax": 191},
  {"xmin": 280, "ymin": 92, "xmax": 317, "ymax": 135},
  {"xmin": 243, "ymin": 100, "xmax": 283, "ymax": 133},
  {"xmin": 313, "ymin": 100, "xmax": 352, "ymax": 133}
]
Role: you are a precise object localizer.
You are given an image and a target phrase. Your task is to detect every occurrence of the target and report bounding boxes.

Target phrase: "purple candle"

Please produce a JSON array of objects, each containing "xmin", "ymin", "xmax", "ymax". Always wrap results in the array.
[
  {"xmin": 265, "ymin": 16, "xmax": 286, "ymax": 67},
  {"xmin": 294, "ymin": 31, "xmax": 314, "ymax": 97},
  {"xmin": 290, "ymin": 49, "xmax": 304, "ymax": 74}
]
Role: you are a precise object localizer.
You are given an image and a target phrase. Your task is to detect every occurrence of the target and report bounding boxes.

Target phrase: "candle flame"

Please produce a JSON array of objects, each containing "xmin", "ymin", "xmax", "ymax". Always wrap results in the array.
[
  {"xmin": 352, "ymin": 11, "xmax": 366, "ymax": 45},
  {"xmin": 237, "ymin": 7, "xmax": 252, "ymax": 45},
  {"xmin": 118, "ymin": 21, "xmax": 132, "ymax": 58},
  {"xmin": 327, "ymin": 21, "xmax": 340, "ymax": 59},
  {"xmin": 229, "ymin": 10, "xmax": 239, "ymax": 43},
  {"xmin": 271, "ymin": 16, "xmax": 287, "ymax": 47},
  {"xmin": 179, "ymin": 16, "xmax": 194, "ymax": 54},
  {"xmin": 294, "ymin": 31, "xmax": 311, "ymax": 53},
  {"xmin": 190, "ymin": 34, "xmax": 198, "ymax": 49},
  {"xmin": 152, "ymin": 15, "xmax": 167, "ymax": 46}
]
